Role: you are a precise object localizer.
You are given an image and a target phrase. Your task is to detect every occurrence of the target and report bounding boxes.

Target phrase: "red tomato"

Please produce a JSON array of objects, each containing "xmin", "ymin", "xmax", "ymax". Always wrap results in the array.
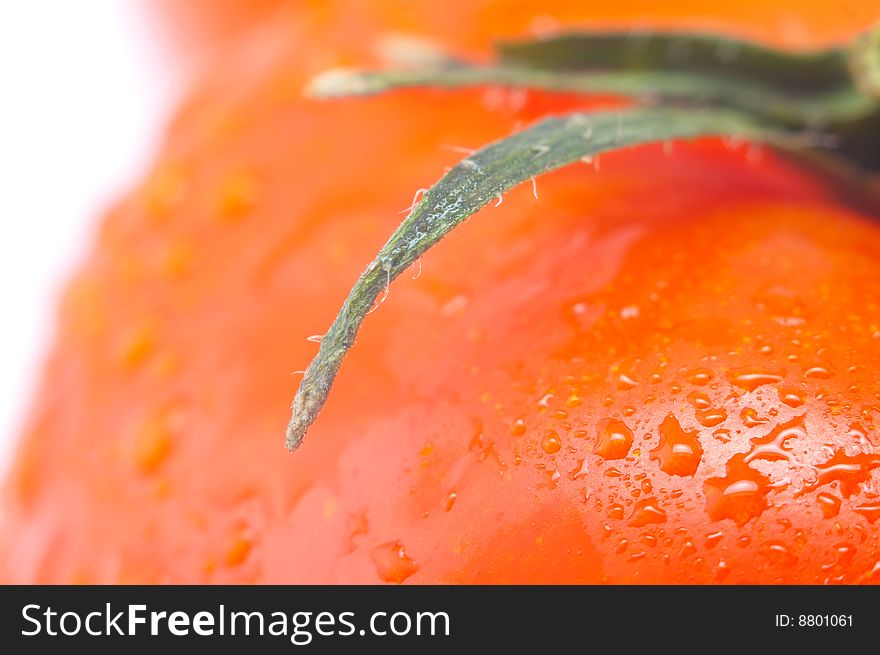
[{"xmin": 2, "ymin": 1, "xmax": 879, "ymax": 583}]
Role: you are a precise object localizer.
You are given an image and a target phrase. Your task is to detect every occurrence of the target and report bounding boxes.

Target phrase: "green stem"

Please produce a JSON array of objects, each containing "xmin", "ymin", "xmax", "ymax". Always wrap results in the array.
[
  {"xmin": 286, "ymin": 106, "xmax": 784, "ymax": 450},
  {"xmin": 848, "ymin": 23, "xmax": 880, "ymax": 99},
  {"xmin": 287, "ymin": 25, "xmax": 880, "ymax": 450},
  {"xmin": 307, "ymin": 64, "xmax": 876, "ymax": 129},
  {"xmin": 496, "ymin": 31, "xmax": 852, "ymax": 92}
]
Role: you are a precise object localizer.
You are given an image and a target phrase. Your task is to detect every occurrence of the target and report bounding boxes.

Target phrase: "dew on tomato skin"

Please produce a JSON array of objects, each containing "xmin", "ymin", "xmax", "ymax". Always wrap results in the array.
[
  {"xmin": 744, "ymin": 416, "xmax": 805, "ymax": 465},
  {"xmin": 509, "ymin": 418, "xmax": 527, "ymax": 437},
  {"xmin": 704, "ymin": 454, "xmax": 772, "ymax": 526},
  {"xmin": 778, "ymin": 387, "xmax": 805, "ymax": 408},
  {"xmin": 860, "ymin": 561, "xmax": 880, "ymax": 583},
  {"xmin": 593, "ymin": 419, "xmax": 634, "ymax": 460},
  {"xmin": 853, "ymin": 502, "xmax": 880, "ymax": 523},
  {"xmin": 650, "ymin": 414, "xmax": 702, "ymax": 476},
  {"xmin": 305, "ymin": 334, "xmax": 323, "ymax": 343},
  {"xmin": 615, "ymin": 539, "xmax": 629, "ymax": 554},
  {"xmin": 815, "ymin": 492, "xmax": 842, "ymax": 518},
  {"xmin": 713, "ymin": 429, "xmax": 732, "ymax": 443},
  {"xmin": 725, "ymin": 366, "xmax": 785, "ymax": 392},
  {"xmin": 641, "ymin": 479, "xmax": 653, "ymax": 494},
  {"xmin": 608, "ymin": 504, "xmax": 625, "ymax": 520},
  {"xmin": 687, "ymin": 368, "xmax": 713, "ymax": 385},
  {"xmin": 679, "ymin": 538, "xmax": 697, "ymax": 558},
  {"xmin": 821, "ymin": 543, "xmax": 856, "ymax": 570},
  {"xmin": 640, "ymin": 533, "xmax": 658, "ymax": 548},
  {"xmin": 442, "ymin": 492, "xmax": 457, "ymax": 512},
  {"xmin": 616, "ymin": 373, "xmax": 638, "ymax": 390},
  {"xmin": 541, "ymin": 430, "xmax": 562, "ymax": 454},
  {"xmin": 537, "ymin": 393, "xmax": 555, "ymax": 410},
  {"xmin": 804, "ymin": 450, "xmax": 880, "ymax": 497},
  {"xmin": 704, "ymin": 531, "xmax": 724, "ymax": 549},
  {"xmin": 696, "ymin": 408, "xmax": 727, "ymax": 428},
  {"xmin": 761, "ymin": 541, "xmax": 797, "ymax": 566},
  {"xmin": 371, "ymin": 541, "xmax": 419, "ymax": 584},
  {"xmin": 687, "ymin": 391, "xmax": 711, "ymax": 410},
  {"xmin": 566, "ymin": 394, "xmax": 583, "ymax": 408},
  {"xmin": 741, "ymin": 407, "xmax": 767, "ymax": 428},
  {"xmin": 628, "ymin": 498, "xmax": 667, "ymax": 527},
  {"xmin": 846, "ymin": 422, "xmax": 872, "ymax": 450},
  {"xmin": 566, "ymin": 458, "xmax": 589, "ymax": 481},
  {"xmin": 715, "ymin": 560, "xmax": 730, "ymax": 581},
  {"xmin": 804, "ymin": 365, "xmax": 834, "ymax": 380}
]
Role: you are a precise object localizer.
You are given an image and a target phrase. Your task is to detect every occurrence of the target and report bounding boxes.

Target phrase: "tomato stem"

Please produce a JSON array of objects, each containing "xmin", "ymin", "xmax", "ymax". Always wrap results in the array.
[
  {"xmin": 285, "ymin": 106, "xmax": 780, "ymax": 450},
  {"xmin": 287, "ymin": 24, "xmax": 880, "ymax": 451}
]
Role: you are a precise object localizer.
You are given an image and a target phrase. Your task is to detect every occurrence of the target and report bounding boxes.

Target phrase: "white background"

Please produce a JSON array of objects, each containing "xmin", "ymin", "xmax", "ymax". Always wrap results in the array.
[{"xmin": 0, "ymin": 1, "xmax": 177, "ymax": 477}]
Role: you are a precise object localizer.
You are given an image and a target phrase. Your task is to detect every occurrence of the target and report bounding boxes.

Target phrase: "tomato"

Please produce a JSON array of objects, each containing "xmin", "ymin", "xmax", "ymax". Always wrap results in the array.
[{"xmin": 2, "ymin": 1, "xmax": 880, "ymax": 583}]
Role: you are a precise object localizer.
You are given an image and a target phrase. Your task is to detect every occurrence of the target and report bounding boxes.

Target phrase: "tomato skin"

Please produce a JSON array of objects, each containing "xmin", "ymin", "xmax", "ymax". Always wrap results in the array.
[{"xmin": 3, "ymin": 2, "xmax": 880, "ymax": 584}]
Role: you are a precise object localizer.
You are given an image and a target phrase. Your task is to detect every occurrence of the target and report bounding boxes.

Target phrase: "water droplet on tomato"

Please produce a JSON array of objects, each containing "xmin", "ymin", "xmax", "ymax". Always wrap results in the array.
[
  {"xmin": 687, "ymin": 391, "xmax": 711, "ymax": 409},
  {"xmin": 616, "ymin": 373, "xmax": 638, "ymax": 390},
  {"xmin": 696, "ymin": 407, "xmax": 727, "ymax": 427},
  {"xmin": 713, "ymin": 429, "xmax": 732, "ymax": 443},
  {"xmin": 704, "ymin": 530, "xmax": 724, "ymax": 549},
  {"xmin": 628, "ymin": 498, "xmax": 667, "ymax": 527},
  {"xmin": 804, "ymin": 365, "xmax": 833, "ymax": 379},
  {"xmin": 704, "ymin": 454, "xmax": 771, "ymax": 525},
  {"xmin": 566, "ymin": 394, "xmax": 583, "ymax": 408},
  {"xmin": 640, "ymin": 533, "xmax": 658, "ymax": 548},
  {"xmin": 777, "ymin": 387, "xmax": 804, "ymax": 407},
  {"xmin": 679, "ymin": 538, "xmax": 697, "ymax": 558},
  {"xmin": 805, "ymin": 450, "xmax": 880, "ymax": 497},
  {"xmin": 822, "ymin": 543, "xmax": 856, "ymax": 570},
  {"xmin": 687, "ymin": 368, "xmax": 713, "ymax": 385},
  {"xmin": 816, "ymin": 492, "xmax": 842, "ymax": 518},
  {"xmin": 853, "ymin": 501, "xmax": 880, "ymax": 523},
  {"xmin": 594, "ymin": 419, "xmax": 634, "ymax": 460},
  {"xmin": 744, "ymin": 416, "xmax": 804, "ymax": 465},
  {"xmin": 740, "ymin": 407, "xmax": 767, "ymax": 427},
  {"xmin": 762, "ymin": 541, "xmax": 797, "ymax": 566},
  {"xmin": 650, "ymin": 414, "xmax": 702, "ymax": 476},
  {"xmin": 542, "ymin": 430, "xmax": 562, "ymax": 454},
  {"xmin": 442, "ymin": 492, "xmax": 457, "ymax": 512},
  {"xmin": 726, "ymin": 366, "xmax": 784, "ymax": 391},
  {"xmin": 509, "ymin": 417, "xmax": 527, "ymax": 437},
  {"xmin": 371, "ymin": 541, "xmax": 419, "ymax": 584},
  {"xmin": 569, "ymin": 458, "xmax": 590, "ymax": 480}
]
